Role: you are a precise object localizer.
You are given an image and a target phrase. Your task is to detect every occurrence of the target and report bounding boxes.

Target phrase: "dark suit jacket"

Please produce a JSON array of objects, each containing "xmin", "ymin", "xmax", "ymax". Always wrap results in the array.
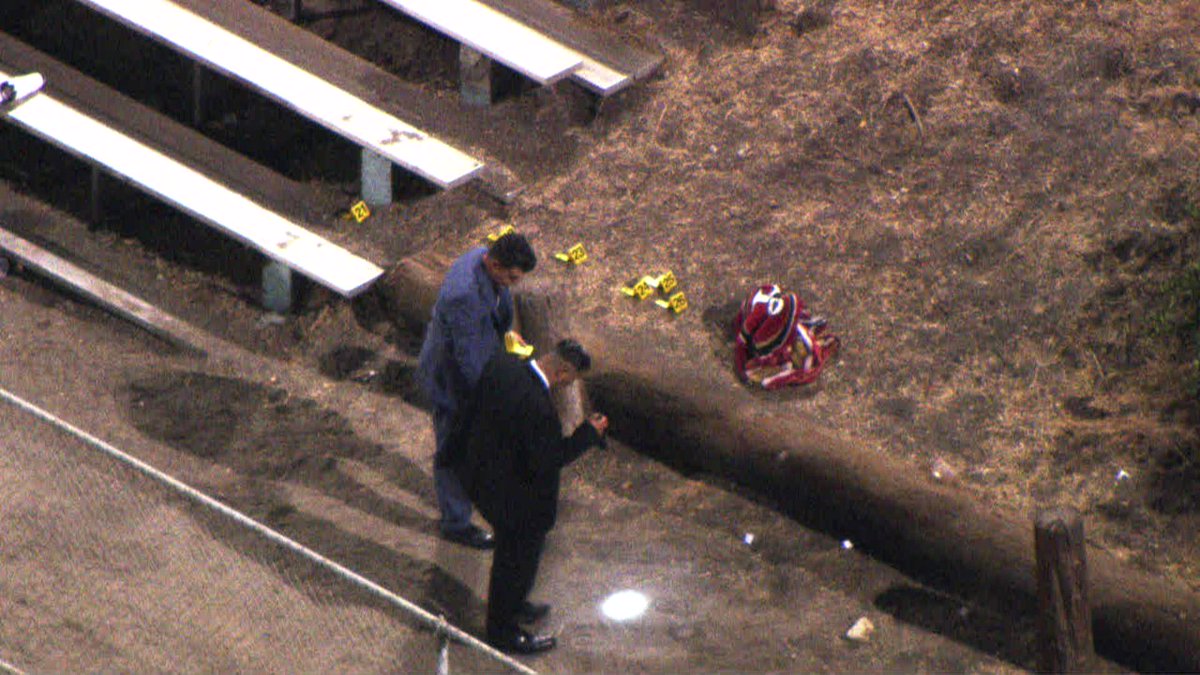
[
  {"xmin": 416, "ymin": 246, "xmax": 514, "ymax": 413},
  {"xmin": 448, "ymin": 353, "xmax": 603, "ymax": 536}
]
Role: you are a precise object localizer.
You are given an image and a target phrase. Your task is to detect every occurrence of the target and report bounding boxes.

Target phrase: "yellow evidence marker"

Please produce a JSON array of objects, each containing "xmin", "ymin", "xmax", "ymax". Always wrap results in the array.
[
  {"xmin": 349, "ymin": 200, "xmax": 371, "ymax": 223},
  {"xmin": 643, "ymin": 271, "xmax": 675, "ymax": 291},
  {"xmin": 504, "ymin": 331, "xmax": 534, "ymax": 358},
  {"xmin": 620, "ymin": 276, "xmax": 656, "ymax": 300},
  {"xmin": 554, "ymin": 243, "xmax": 589, "ymax": 265},
  {"xmin": 654, "ymin": 291, "xmax": 689, "ymax": 314},
  {"xmin": 486, "ymin": 225, "xmax": 515, "ymax": 242},
  {"xmin": 657, "ymin": 271, "xmax": 678, "ymax": 294}
]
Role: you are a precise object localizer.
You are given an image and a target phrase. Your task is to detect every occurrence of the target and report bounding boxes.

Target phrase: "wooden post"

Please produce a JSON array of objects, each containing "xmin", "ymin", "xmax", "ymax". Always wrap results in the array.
[
  {"xmin": 288, "ymin": 0, "xmax": 303, "ymax": 22},
  {"xmin": 1035, "ymin": 508, "xmax": 1095, "ymax": 673}
]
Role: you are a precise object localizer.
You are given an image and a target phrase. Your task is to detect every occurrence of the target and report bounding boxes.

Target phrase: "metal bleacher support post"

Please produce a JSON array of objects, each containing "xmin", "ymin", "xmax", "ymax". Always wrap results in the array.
[
  {"xmin": 459, "ymin": 44, "xmax": 492, "ymax": 107},
  {"xmin": 262, "ymin": 259, "xmax": 293, "ymax": 314},
  {"xmin": 89, "ymin": 166, "xmax": 103, "ymax": 225},
  {"xmin": 360, "ymin": 149, "xmax": 393, "ymax": 206},
  {"xmin": 191, "ymin": 62, "xmax": 204, "ymax": 127}
]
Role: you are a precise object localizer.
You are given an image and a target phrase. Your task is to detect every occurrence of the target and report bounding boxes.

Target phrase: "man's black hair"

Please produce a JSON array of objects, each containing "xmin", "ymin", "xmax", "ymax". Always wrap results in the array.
[
  {"xmin": 488, "ymin": 233, "xmax": 537, "ymax": 272},
  {"xmin": 555, "ymin": 339, "xmax": 591, "ymax": 373}
]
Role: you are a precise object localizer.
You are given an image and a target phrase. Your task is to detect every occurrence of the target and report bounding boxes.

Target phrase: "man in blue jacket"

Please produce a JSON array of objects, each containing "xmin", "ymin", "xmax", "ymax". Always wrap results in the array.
[{"xmin": 417, "ymin": 233, "xmax": 537, "ymax": 549}]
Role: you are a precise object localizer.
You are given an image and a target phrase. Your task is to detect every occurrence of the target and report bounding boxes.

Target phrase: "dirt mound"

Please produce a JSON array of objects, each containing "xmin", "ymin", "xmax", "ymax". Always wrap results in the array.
[{"xmin": 124, "ymin": 371, "xmax": 380, "ymax": 476}]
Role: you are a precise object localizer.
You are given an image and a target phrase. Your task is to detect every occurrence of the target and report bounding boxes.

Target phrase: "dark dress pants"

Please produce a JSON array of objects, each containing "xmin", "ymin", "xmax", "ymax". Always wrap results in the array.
[
  {"xmin": 433, "ymin": 405, "xmax": 474, "ymax": 533},
  {"xmin": 486, "ymin": 527, "xmax": 548, "ymax": 638}
]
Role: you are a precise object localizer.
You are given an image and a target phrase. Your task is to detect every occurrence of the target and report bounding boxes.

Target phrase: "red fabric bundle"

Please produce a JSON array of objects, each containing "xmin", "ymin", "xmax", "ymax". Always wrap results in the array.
[{"xmin": 733, "ymin": 284, "xmax": 839, "ymax": 390}]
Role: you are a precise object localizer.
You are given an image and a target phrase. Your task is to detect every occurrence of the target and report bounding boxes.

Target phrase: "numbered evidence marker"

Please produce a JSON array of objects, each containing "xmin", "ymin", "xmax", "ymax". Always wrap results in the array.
[
  {"xmin": 657, "ymin": 271, "xmax": 678, "ymax": 294},
  {"xmin": 654, "ymin": 291, "xmax": 689, "ymax": 314},
  {"xmin": 504, "ymin": 330, "xmax": 534, "ymax": 358},
  {"xmin": 567, "ymin": 243, "xmax": 588, "ymax": 264},
  {"xmin": 349, "ymin": 200, "xmax": 371, "ymax": 223},
  {"xmin": 486, "ymin": 224, "xmax": 515, "ymax": 242},
  {"xmin": 643, "ymin": 271, "xmax": 676, "ymax": 293},
  {"xmin": 620, "ymin": 276, "xmax": 656, "ymax": 300},
  {"xmin": 555, "ymin": 243, "xmax": 589, "ymax": 265}
]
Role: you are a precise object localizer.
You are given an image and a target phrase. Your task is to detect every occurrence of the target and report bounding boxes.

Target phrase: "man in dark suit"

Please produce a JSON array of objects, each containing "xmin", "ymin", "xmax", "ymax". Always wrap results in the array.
[
  {"xmin": 416, "ymin": 233, "xmax": 537, "ymax": 549},
  {"xmin": 445, "ymin": 339, "xmax": 608, "ymax": 654}
]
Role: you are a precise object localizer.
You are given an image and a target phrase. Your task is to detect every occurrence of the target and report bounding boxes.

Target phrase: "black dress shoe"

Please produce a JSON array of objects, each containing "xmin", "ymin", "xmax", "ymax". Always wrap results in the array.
[
  {"xmin": 439, "ymin": 525, "xmax": 495, "ymax": 550},
  {"xmin": 517, "ymin": 601, "xmax": 551, "ymax": 624},
  {"xmin": 488, "ymin": 629, "xmax": 556, "ymax": 655}
]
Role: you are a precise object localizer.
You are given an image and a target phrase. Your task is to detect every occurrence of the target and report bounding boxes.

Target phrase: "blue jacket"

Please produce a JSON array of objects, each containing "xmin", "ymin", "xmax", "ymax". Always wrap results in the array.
[{"xmin": 417, "ymin": 246, "xmax": 513, "ymax": 413}]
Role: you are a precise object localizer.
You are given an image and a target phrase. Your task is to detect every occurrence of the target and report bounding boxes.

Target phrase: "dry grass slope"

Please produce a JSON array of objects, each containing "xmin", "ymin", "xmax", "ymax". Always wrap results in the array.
[{"xmin": 497, "ymin": 0, "xmax": 1200, "ymax": 589}]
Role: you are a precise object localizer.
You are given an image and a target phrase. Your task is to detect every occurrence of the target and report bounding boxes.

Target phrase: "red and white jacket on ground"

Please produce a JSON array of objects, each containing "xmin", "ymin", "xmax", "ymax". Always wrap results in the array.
[{"xmin": 733, "ymin": 284, "xmax": 840, "ymax": 390}]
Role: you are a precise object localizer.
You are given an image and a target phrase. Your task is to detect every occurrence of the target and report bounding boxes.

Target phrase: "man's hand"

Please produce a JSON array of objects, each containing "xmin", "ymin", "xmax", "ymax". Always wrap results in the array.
[{"xmin": 587, "ymin": 413, "xmax": 609, "ymax": 436}]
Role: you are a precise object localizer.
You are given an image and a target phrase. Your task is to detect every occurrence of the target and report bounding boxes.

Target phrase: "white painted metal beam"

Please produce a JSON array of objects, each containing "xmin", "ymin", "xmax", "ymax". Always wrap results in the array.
[
  {"xmin": 74, "ymin": 0, "xmax": 484, "ymax": 189},
  {"xmin": 372, "ymin": 0, "xmax": 630, "ymax": 93},
  {"xmin": 0, "ymin": 226, "xmax": 208, "ymax": 354},
  {"xmin": 572, "ymin": 57, "xmax": 632, "ymax": 96},
  {"xmin": 0, "ymin": 69, "xmax": 384, "ymax": 298},
  {"xmin": 373, "ymin": 0, "xmax": 584, "ymax": 85}
]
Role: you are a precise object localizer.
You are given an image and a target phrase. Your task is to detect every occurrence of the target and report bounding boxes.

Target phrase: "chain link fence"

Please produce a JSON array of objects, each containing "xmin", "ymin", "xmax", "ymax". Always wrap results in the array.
[{"xmin": 0, "ymin": 386, "xmax": 531, "ymax": 674}]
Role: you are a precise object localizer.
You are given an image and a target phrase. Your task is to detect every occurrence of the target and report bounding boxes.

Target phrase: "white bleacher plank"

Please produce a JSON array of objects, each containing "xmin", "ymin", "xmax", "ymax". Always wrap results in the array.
[
  {"xmin": 374, "ymin": 0, "xmax": 583, "ymax": 84},
  {"xmin": 0, "ymin": 69, "xmax": 383, "ymax": 297},
  {"xmin": 75, "ymin": 0, "xmax": 484, "ymax": 189},
  {"xmin": 370, "ymin": 0, "xmax": 630, "ymax": 94},
  {"xmin": 573, "ymin": 58, "xmax": 632, "ymax": 95},
  {"xmin": 0, "ymin": 73, "xmax": 45, "ymax": 106},
  {"xmin": 0, "ymin": 226, "xmax": 207, "ymax": 355}
]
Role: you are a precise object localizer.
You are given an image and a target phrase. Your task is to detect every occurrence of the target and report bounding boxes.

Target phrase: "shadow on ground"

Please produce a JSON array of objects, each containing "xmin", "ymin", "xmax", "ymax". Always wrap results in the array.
[
  {"xmin": 874, "ymin": 584, "xmax": 1037, "ymax": 669},
  {"xmin": 118, "ymin": 370, "xmax": 483, "ymax": 622}
]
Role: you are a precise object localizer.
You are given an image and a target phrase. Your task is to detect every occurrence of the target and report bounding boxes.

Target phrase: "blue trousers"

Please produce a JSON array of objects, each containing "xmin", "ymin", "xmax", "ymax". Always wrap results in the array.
[{"xmin": 433, "ymin": 405, "xmax": 474, "ymax": 533}]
